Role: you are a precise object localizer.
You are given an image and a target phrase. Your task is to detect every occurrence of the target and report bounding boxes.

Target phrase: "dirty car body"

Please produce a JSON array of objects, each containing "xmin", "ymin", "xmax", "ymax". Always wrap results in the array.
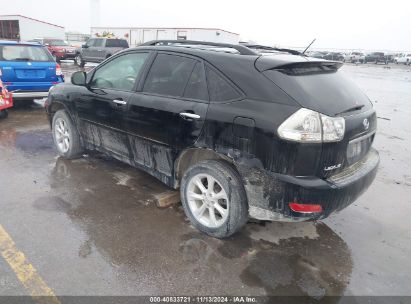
[{"xmin": 45, "ymin": 40, "xmax": 379, "ymax": 235}]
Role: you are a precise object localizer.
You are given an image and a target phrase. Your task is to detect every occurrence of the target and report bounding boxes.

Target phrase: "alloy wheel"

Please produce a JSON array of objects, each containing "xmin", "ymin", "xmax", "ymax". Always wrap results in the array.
[
  {"xmin": 54, "ymin": 117, "xmax": 70, "ymax": 153},
  {"xmin": 186, "ymin": 174, "xmax": 229, "ymax": 228},
  {"xmin": 75, "ymin": 55, "xmax": 82, "ymax": 66}
]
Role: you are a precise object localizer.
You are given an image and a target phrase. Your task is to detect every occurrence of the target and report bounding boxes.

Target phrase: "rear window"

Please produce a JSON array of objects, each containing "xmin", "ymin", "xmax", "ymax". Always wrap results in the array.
[
  {"xmin": 264, "ymin": 66, "xmax": 371, "ymax": 114},
  {"xmin": 105, "ymin": 39, "xmax": 129, "ymax": 48},
  {"xmin": 0, "ymin": 45, "xmax": 52, "ymax": 62}
]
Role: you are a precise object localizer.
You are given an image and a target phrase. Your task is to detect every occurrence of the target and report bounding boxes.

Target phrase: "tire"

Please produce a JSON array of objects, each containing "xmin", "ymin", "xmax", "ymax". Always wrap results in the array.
[
  {"xmin": 180, "ymin": 160, "xmax": 248, "ymax": 238},
  {"xmin": 74, "ymin": 54, "xmax": 85, "ymax": 67},
  {"xmin": 0, "ymin": 109, "xmax": 8, "ymax": 119},
  {"xmin": 52, "ymin": 110, "xmax": 83, "ymax": 159}
]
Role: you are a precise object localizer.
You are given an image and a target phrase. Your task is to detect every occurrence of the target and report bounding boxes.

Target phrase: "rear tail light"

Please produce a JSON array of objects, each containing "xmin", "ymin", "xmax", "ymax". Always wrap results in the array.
[
  {"xmin": 278, "ymin": 108, "xmax": 345, "ymax": 143},
  {"xmin": 56, "ymin": 64, "xmax": 62, "ymax": 76},
  {"xmin": 289, "ymin": 202, "xmax": 323, "ymax": 213}
]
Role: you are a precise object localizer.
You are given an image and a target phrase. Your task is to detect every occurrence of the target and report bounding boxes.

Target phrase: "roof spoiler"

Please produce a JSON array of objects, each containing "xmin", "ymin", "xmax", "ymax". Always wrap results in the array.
[
  {"xmin": 255, "ymin": 56, "xmax": 343, "ymax": 72},
  {"xmin": 274, "ymin": 61, "xmax": 343, "ymax": 70}
]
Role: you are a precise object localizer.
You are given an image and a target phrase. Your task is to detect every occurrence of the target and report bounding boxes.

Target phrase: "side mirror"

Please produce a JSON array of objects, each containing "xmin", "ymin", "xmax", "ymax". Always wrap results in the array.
[
  {"xmin": 71, "ymin": 71, "xmax": 87, "ymax": 86},
  {"xmin": 82, "ymin": 44, "xmax": 89, "ymax": 48}
]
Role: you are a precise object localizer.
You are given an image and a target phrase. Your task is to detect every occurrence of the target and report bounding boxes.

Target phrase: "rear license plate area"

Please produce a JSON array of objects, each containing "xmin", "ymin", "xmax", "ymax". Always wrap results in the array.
[
  {"xmin": 347, "ymin": 133, "xmax": 374, "ymax": 165},
  {"xmin": 15, "ymin": 69, "xmax": 46, "ymax": 79}
]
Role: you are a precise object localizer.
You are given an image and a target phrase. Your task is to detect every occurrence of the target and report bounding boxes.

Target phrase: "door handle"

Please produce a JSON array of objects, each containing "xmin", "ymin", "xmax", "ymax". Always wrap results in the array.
[
  {"xmin": 113, "ymin": 99, "xmax": 127, "ymax": 105},
  {"xmin": 180, "ymin": 112, "xmax": 200, "ymax": 120}
]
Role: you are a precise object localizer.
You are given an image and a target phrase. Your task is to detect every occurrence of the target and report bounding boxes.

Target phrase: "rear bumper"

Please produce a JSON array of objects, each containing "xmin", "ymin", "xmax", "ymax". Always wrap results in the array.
[
  {"xmin": 7, "ymin": 78, "xmax": 64, "ymax": 100},
  {"xmin": 238, "ymin": 148, "xmax": 379, "ymax": 221},
  {"xmin": 12, "ymin": 91, "xmax": 49, "ymax": 99}
]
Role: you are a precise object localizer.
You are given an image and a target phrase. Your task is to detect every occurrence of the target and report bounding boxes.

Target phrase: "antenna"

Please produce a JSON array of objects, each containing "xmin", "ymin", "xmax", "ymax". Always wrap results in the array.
[{"xmin": 302, "ymin": 38, "xmax": 316, "ymax": 54}]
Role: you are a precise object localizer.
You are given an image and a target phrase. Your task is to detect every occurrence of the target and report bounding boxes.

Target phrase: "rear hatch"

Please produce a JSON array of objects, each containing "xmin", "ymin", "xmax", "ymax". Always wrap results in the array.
[
  {"xmin": 259, "ymin": 58, "xmax": 376, "ymax": 178},
  {"xmin": 0, "ymin": 44, "xmax": 59, "ymax": 89}
]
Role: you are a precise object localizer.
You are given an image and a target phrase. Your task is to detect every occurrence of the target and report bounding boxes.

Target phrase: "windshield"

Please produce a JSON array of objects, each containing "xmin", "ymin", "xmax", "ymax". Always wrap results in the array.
[
  {"xmin": 48, "ymin": 40, "xmax": 69, "ymax": 46},
  {"xmin": 0, "ymin": 45, "xmax": 53, "ymax": 62}
]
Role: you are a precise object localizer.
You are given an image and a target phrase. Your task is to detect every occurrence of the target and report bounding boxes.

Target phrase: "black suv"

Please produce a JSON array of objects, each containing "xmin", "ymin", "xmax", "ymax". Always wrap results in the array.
[
  {"xmin": 74, "ymin": 38, "xmax": 129, "ymax": 67},
  {"xmin": 45, "ymin": 40, "xmax": 379, "ymax": 238}
]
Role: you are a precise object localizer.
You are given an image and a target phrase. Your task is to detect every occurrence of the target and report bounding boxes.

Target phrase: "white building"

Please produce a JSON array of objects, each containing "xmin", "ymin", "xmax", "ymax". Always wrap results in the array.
[
  {"xmin": 0, "ymin": 15, "xmax": 65, "ymax": 41},
  {"xmin": 90, "ymin": 27, "xmax": 240, "ymax": 47}
]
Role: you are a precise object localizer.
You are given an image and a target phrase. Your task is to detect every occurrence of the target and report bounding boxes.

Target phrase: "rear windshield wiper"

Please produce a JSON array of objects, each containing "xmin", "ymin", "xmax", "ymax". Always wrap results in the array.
[{"xmin": 336, "ymin": 105, "xmax": 365, "ymax": 115}]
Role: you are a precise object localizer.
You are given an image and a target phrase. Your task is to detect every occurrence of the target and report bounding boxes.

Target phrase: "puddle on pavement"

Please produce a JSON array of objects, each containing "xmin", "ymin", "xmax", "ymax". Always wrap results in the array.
[{"xmin": 31, "ymin": 156, "xmax": 353, "ymax": 298}]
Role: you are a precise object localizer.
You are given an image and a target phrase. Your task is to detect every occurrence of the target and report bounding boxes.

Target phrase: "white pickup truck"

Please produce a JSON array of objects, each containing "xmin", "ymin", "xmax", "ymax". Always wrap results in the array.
[
  {"xmin": 344, "ymin": 52, "xmax": 365, "ymax": 63},
  {"xmin": 395, "ymin": 54, "xmax": 411, "ymax": 65}
]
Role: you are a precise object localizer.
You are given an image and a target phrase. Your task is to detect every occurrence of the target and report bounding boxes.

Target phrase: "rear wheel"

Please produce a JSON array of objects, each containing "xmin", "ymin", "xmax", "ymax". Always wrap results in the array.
[
  {"xmin": 180, "ymin": 160, "xmax": 248, "ymax": 238},
  {"xmin": 52, "ymin": 110, "xmax": 83, "ymax": 159}
]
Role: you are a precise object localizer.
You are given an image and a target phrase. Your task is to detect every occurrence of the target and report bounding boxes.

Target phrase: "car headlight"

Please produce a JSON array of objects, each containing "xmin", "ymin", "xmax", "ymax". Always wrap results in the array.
[{"xmin": 278, "ymin": 108, "xmax": 345, "ymax": 143}]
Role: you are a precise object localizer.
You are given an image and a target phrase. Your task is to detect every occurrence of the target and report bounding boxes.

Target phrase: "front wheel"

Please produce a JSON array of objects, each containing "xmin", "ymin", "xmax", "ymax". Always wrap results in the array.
[
  {"xmin": 52, "ymin": 110, "xmax": 83, "ymax": 159},
  {"xmin": 180, "ymin": 160, "xmax": 248, "ymax": 238},
  {"xmin": 74, "ymin": 54, "xmax": 85, "ymax": 67}
]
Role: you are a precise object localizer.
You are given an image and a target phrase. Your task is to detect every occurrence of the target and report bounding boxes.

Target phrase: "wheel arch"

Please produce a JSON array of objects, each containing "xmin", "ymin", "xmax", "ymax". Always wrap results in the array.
[
  {"xmin": 48, "ymin": 101, "xmax": 83, "ymax": 144},
  {"xmin": 174, "ymin": 148, "xmax": 234, "ymax": 188}
]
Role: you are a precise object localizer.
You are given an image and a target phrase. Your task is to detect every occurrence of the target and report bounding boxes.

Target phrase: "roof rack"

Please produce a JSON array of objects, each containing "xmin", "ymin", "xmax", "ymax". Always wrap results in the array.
[
  {"xmin": 141, "ymin": 40, "xmax": 258, "ymax": 55},
  {"xmin": 241, "ymin": 44, "xmax": 303, "ymax": 56}
]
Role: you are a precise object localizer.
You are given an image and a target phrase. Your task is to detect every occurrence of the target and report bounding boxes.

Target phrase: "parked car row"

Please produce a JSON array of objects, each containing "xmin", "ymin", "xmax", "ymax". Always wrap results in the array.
[
  {"xmin": 27, "ymin": 37, "xmax": 130, "ymax": 66},
  {"xmin": 28, "ymin": 38, "xmax": 77, "ymax": 62},
  {"xmin": 395, "ymin": 53, "xmax": 411, "ymax": 65},
  {"xmin": 308, "ymin": 50, "xmax": 411, "ymax": 65}
]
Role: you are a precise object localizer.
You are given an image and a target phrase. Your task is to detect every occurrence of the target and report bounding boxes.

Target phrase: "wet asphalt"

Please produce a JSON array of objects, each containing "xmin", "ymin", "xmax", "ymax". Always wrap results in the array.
[{"xmin": 0, "ymin": 62, "xmax": 410, "ymax": 299}]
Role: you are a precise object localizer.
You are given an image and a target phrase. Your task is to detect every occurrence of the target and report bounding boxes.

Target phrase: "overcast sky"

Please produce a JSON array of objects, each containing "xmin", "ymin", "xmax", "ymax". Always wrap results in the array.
[{"xmin": 2, "ymin": 0, "xmax": 411, "ymax": 51}]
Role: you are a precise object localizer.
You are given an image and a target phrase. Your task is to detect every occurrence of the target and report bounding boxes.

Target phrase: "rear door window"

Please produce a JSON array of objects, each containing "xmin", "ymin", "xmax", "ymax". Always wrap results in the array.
[
  {"xmin": 205, "ymin": 66, "xmax": 242, "ymax": 102},
  {"xmin": 143, "ymin": 53, "xmax": 196, "ymax": 97}
]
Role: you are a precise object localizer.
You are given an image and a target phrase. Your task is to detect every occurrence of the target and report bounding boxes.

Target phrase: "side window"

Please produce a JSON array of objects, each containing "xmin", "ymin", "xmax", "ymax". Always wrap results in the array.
[
  {"xmin": 86, "ymin": 39, "xmax": 95, "ymax": 47},
  {"xmin": 183, "ymin": 62, "xmax": 208, "ymax": 101},
  {"xmin": 106, "ymin": 39, "xmax": 129, "ymax": 47},
  {"xmin": 205, "ymin": 66, "xmax": 242, "ymax": 102},
  {"xmin": 143, "ymin": 54, "xmax": 196, "ymax": 97},
  {"xmin": 94, "ymin": 39, "xmax": 104, "ymax": 47},
  {"xmin": 90, "ymin": 52, "xmax": 149, "ymax": 91}
]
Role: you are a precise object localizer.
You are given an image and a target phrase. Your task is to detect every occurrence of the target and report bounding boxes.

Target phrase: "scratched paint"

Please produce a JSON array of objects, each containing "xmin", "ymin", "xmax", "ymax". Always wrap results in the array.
[{"xmin": 0, "ymin": 224, "xmax": 60, "ymax": 304}]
